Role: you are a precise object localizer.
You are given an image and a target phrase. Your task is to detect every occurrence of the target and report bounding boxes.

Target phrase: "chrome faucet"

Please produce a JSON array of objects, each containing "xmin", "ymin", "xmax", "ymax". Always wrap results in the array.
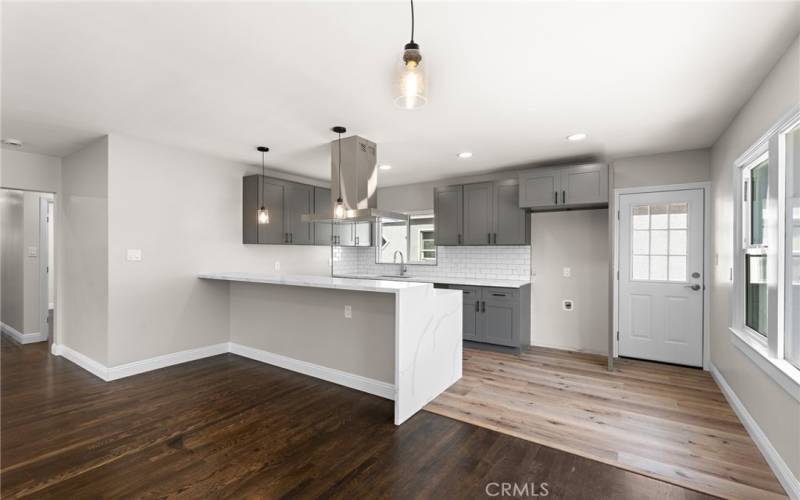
[{"xmin": 393, "ymin": 250, "xmax": 407, "ymax": 276}]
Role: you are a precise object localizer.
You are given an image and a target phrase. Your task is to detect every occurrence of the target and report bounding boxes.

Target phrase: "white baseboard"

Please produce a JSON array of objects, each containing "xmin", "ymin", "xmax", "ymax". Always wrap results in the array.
[
  {"xmin": 52, "ymin": 344, "xmax": 110, "ymax": 381},
  {"xmin": 106, "ymin": 343, "xmax": 229, "ymax": 381},
  {"xmin": 49, "ymin": 340, "xmax": 395, "ymax": 402},
  {"xmin": 710, "ymin": 363, "xmax": 800, "ymax": 498},
  {"xmin": 1, "ymin": 321, "xmax": 47, "ymax": 344},
  {"xmin": 229, "ymin": 342, "xmax": 395, "ymax": 400},
  {"xmin": 530, "ymin": 340, "xmax": 608, "ymax": 357}
]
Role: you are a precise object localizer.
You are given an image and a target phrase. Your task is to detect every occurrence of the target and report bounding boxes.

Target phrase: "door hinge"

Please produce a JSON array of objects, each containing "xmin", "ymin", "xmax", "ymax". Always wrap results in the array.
[
  {"xmin": 616, "ymin": 331, "xmax": 619, "ymax": 341},
  {"xmin": 616, "ymin": 210, "xmax": 620, "ymax": 220},
  {"xmin": 616, "ymin": 270, "xmax": 619, "ymax": 280}
]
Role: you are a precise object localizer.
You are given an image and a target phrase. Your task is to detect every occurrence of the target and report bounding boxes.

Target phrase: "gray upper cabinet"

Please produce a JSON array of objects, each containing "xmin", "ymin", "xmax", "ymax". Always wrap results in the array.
[
  {"xmin": 242, "ymin": 175, "xmax": 285, "ymax": 245},
  {"xmin": 434, "ymin": 185, "xmax": 463, "ymax": 246},
  {"xmin": 518, "ymin": 168, "xmax": 560, "ymax": 209},
  {"xmin": 493, "ymin": 180, "xmax": 529, "ymax": 245},
  {"xmin": 313, "ymin": 187, "xmax": 334, "ymax": 245},
  {"xmin": 560, "ymin": 163, "xmax": 608, "ymax": 206},
  {"xmin": 463, "ymin": 182, "xmax": 493, "ymax": 245},
  {"xmin": 518, "ymin": 163, "xmax": 608, "ymax": 210},
  {"xmin": 284, "ymin": 182, "xmax": 314, "ymax": 245},
  {"xmin": 435, "ymin": 180, "xmax": 529, "ymax": 246}
]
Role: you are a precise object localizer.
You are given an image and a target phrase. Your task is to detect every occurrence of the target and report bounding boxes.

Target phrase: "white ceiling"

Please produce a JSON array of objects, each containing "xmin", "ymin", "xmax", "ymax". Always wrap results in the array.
[{"xmin": 3, "ymin": 1, "xmax": 799, "ymax": 186}]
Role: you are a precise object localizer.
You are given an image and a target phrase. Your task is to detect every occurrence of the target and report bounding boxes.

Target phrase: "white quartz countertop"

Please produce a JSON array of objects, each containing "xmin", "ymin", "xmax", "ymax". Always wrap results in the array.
[
  {"xmin": 198, "ymin": 272, "xmax": 437, "ymax": 294},
  {"xmin": 333, "ymin": 273, "xmax": 531, "ymax": 289}
]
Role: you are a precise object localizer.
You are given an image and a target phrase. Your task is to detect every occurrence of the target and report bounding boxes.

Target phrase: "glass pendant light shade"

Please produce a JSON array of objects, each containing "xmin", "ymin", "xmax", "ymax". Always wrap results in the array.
[
  {"xmin": 334, "ymin": 198, "xmax": 346, "ymax": 219},
  {"xmin": 258, "ymin": 206, "xmax": 269, "ymax": 224},
  {"xmin": 395, "ymin": 45, "xmax": 426, "ymax": 110}
]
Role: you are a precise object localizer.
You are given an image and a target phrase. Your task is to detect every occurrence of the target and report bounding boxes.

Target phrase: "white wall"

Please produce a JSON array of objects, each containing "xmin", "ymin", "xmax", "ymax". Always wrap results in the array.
[
  {"xmin": 60, "ymin": 137, "xmax": 109, "ymax": 364},
  {"xmin": 710, "ymin": 36, "xmax": 800, "ymax": 480},
  {"xmin": 0, "ymin": 149, "xmax": 61, "ymax": 193},
  {"xmin": 612, "ymin": 148, "xmax": 711, "ymax": 188},
  {"xmin": 105, "ymin": 134, "xmax": 330, "ymax": 366},
  {"xmin": 531, "ymin": 209, "xmax": 609, "ymax": 354}
]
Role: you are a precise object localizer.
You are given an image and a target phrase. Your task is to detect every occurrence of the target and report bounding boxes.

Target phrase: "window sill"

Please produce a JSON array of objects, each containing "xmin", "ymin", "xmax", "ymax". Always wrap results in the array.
[{"xmin": 729, "ymin": 327, "xmax": 800, "ymax": 402}]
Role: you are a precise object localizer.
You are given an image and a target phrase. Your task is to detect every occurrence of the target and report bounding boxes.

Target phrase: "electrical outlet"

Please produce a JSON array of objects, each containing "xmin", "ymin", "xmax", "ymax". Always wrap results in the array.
[
  {"xmin": 563, "ymin": 267, "xmax": 571, "ymax": 278},
  {"xmin": 274, "ymin": 261, "xmax": 281, "ymax": 271},
  {"xmin": 562, "ymin": 300, "xmax": 574, "ymax": 311},
  {"xmin": 344, "ymin": 305, "xmax": 352, "ymax": 319},
  {"xmin": 126, "ymin": 249, "xmax": 142, "ymax": 262}
]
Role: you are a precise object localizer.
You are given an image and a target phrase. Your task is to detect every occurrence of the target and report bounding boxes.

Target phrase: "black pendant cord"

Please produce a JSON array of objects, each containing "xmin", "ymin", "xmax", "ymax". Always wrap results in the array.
[
  {"xmin": 260, "ymin": 149, "xmax": 265, "ymax": 209},
  {"xmin": 337, "ymin": 131, "xmax": 343, "ymax": 203},
  {"xmin": 410, "ymin": 0, "xmax": 415, "ymax": 43}
]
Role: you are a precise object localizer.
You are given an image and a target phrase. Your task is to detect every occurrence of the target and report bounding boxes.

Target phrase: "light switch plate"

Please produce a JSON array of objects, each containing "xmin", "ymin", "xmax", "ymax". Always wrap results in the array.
[
  {"xmin": 126, "ymin": 249, "xmax": 142, "ymax": 262},
  {"xmin": 27, "ymin": 246, "xmax": 38, "ymax": 257},
  {"xmin": 563, "ymin": 267, "xmax": 571, "ymax": 277},
  {"xmin": 344, "ymin": 305, "xmax": 352, "ymax": 319},
  {"xmin": 274, "ymin": 261, "xmax": 281, "ymax": 271}
]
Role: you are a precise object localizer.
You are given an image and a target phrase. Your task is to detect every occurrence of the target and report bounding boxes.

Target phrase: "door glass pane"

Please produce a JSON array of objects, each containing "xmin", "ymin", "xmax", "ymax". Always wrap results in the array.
[
  {"xmin": 650, "ymin": 230, "xmax": 668, "ymax": 255},
  {"xmin": 745, "ymin": 254, "xmax": 768, "ymax": 336},
  {"xmin": 669, "ymin": 230, "xmax": 687, "ymax": 255},
  {"xmin": 651, "ymin": 204, "xmax": 668, "ymax": 229},
  {"xmin": 633, "ymin": 230, "xmax": 649, "ymax": 254},
  {"xmin": 632, "ymin": 205, "xmax": 650, "ymax": 229},
  {"xmin": 669, "ymin": 203, "xmax": 688, "ymax": 229},
  {"xmin": 632, "ymin": 256, "xmax": 649, "ymax": 280},
  {"xmin": 650, "ymin": 256, "xmax": 668, "ymax": 281},
  {"xmin": 750, "ymin": 159, "xmax": 769, "ymax": 245},
  {"xmin": 669, "ymin": 256, "xmax": 686, "ymax": 281}
]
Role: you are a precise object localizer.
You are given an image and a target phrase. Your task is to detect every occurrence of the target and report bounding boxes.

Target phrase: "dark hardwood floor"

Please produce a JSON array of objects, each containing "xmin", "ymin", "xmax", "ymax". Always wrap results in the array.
[{"xmin": 1, "ymin": 337, "xmax": 715, "ymax": 499}]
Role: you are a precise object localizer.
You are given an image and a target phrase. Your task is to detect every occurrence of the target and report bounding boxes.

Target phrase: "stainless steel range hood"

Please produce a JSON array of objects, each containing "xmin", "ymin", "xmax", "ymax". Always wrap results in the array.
[{"xmin": 301, "ymin": 135, "xmax": 408, "ymax": 224}]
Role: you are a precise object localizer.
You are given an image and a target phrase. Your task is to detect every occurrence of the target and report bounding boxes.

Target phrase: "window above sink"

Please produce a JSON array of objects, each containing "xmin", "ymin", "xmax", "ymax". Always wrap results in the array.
[{"xmin": 376, "ymin": 210, "xmax": 437, "ymax": 266}]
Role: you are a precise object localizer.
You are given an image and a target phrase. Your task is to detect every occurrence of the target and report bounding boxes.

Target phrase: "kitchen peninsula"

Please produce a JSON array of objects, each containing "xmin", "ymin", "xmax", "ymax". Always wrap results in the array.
[{"xmin": 198, "ymin": 272, "xmax": 463, "ymax": 425}]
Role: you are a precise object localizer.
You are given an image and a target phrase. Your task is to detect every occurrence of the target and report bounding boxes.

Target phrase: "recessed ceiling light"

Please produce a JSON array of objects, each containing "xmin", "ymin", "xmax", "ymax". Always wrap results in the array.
[
  {"xmin": 379, "ymin": 164, "xmax": 392, "ymax": 170},
  {"xmin": 457, "ymin": 152, "xmax": 473, "ymax": 159},
  {"xmin": 566, "ymin": 133, "xmax": 587, "ymax": 142},
  {"xmin": 2, "ymin": 138, "xmax": 23, "ymax": 147}
]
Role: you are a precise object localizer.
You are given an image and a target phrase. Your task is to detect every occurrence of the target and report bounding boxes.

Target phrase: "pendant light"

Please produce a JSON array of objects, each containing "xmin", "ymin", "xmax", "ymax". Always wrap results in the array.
[
  {"xmin": 332, "ymin": 126, "xmax": 346, "ymax": 219},
  {"xmin": 395, "ymin": 0, "xmax": 426, "ymax": 110},
  {"xmin": 257, "ymin": 146, "xmax": 270, "ymax": 224}
]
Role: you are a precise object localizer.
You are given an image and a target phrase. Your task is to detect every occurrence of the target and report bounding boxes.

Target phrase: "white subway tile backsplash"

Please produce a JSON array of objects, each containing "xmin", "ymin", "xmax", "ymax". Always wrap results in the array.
[{"xmin": 332, "ymin": 245, "xmax": 531, "ymax": 281}]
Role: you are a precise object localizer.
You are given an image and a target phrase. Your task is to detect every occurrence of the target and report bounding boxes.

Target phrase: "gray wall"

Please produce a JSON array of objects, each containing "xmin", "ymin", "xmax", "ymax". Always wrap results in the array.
[
  {"xmin": 229, "ymin": 282, "xmax": 395, "ymax": 383},
  {"xmin": 612, "ymin": 148, "xmax": 711, "ymax": 188},
  {"xmin": 60, "ymin": 137, "xmax": 109, "ymax": 364},
  {"xmin": 710, "ymin": 35, "xmax": 800, "ymax": 478},
  {"xmin": 105, "ymin": 134, "xmax": 331, "ymax": 366},
  {"xmin": 531, "ymin": 209, "xmax": 609, "ymax": 354},
  {"xmin": 1, "ymin": 149, "xmax": 61, "ymax": 193},
  {"xmin": 1, "ymin": 190, "xmax": 24, "ymax": 332}
]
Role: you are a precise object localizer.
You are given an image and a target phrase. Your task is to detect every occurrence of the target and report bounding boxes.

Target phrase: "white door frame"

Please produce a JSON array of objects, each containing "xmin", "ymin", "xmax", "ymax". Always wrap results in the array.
[
  {"xmin": 612, "ymin": 182, "xmax": 711, "ymax": 370},
  {"xmin": 38, "ymin": 196, "xmax": 51, "ymax": 342}
]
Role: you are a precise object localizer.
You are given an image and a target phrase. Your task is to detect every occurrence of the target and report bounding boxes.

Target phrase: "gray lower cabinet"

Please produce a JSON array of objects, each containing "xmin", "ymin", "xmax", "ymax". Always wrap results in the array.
[
  {"xmin": 519, "ymin": 163, "xmax": 608, "ymax": 210},
  {"xmin": 447, "ymin": 284, "xmax": 531, "ymax": 350}
]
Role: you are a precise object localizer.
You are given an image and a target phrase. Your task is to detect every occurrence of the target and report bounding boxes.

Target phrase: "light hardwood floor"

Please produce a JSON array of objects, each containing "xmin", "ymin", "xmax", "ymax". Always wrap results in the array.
[{"xmin": 425, "ymin": 346, "xmax": 786, "ymax": 500}]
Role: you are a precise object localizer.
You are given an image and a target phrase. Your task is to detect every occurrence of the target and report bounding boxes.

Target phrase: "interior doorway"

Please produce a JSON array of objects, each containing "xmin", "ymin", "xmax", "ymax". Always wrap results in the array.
[{"xmin": 0, "ymin": 188, "xmax": 55, "ymax": 345}]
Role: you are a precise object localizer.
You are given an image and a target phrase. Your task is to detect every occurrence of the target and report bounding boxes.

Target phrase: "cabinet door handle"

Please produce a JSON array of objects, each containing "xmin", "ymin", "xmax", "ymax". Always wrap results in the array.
[
  {"xmin": 458, "ymin": 234, "xmax": 462, "ymax": 245},
  {"xmin": 492, "ymin": 293, "xmax": 506, "ymax": 297},
  {"xmin": 475, "ymin": 302, "xmax": 479, "ymax": 312},
  {"xmin": 562, "ymin": 190, "xmax": 566, "ymax": 204},
  {"xmin": 290, "ymin": 232, "xmax": 293, "ymax": 244},
  {"xmin": 481, "ymin": 301, "xmax": 485, "ymax": 313},
  {"xmin": 488, "ymin": 233, "xmax": 491, "ymax": 244},
  {"xmin": 554, "ymin": 191, "xmax": 558, "ymax": 204},
  {"xmin": 355, "ymin": 236, "xmax": 359, "ymax": 245},
  {"xmin": 493, "ymin": 233, "xmax": 497, "ymax": 244}
]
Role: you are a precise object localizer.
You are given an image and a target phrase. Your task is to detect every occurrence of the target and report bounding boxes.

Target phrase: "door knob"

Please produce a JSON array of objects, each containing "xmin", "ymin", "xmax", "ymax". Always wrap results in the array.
[{"xmin": 685, "ymin": 284, "xmax": 701, "ymax": 291}]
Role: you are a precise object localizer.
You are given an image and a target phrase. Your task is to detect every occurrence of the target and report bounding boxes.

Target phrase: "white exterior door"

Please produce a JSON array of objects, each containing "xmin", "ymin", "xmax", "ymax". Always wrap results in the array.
[{"xmin": 618, "ymin": 189, "xmax": 704, "ymax": 367}]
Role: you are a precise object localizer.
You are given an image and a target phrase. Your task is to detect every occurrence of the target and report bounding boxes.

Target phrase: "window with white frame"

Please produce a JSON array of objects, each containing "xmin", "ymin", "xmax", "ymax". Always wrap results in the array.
[
  {"xmin": 741, "ymin": 152, "xmax": 769, "ymax": 337},
  {"xmin": 734, "ymin": 107, "xmax": 800, "ymax": 376}
]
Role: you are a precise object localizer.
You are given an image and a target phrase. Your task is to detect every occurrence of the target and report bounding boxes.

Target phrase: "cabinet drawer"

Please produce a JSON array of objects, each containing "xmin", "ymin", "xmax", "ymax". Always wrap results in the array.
[
  {"xmin": 483, "ymin": 288, "xmax": 517, "ymax": 302},
  {"xmin": 450, "ymin": 285, "xmax": 480, "ymax": 303}
]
